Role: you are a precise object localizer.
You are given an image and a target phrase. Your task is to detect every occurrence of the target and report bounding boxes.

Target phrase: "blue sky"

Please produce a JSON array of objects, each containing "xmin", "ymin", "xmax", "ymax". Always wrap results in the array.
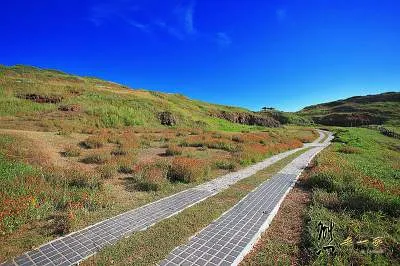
[{"xmin": 1, "ymin": 0, "xmax": 399, "ymax": 111}]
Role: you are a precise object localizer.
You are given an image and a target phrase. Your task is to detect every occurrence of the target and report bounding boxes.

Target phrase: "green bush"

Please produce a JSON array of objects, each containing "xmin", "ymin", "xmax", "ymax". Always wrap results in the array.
[{"xmin": 215, "ymin": 160, "xmax": 237, "ymax": 171}]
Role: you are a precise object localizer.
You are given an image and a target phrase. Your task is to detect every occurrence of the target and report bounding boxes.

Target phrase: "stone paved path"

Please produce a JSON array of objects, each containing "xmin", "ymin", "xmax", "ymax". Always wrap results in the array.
[
  {"xmin": 159, "ymin": 132, "xmax": 333, "ymax": 266},
  {"xmin": 1, "ymin": 131, "xmax": 330, "ymax": 266}
]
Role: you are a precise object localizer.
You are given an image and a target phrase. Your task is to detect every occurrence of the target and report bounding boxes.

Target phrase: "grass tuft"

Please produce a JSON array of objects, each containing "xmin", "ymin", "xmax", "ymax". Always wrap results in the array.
[{"xmin": 62, "ymin": 145, "xmax": 81, "ymax": 157}]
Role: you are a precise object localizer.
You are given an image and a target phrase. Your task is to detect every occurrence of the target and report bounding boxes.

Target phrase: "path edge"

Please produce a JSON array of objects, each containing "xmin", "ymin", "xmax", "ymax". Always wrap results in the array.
[{"xmin": 231, "ymin": 144, "xmax": 329, "ymax": 266}]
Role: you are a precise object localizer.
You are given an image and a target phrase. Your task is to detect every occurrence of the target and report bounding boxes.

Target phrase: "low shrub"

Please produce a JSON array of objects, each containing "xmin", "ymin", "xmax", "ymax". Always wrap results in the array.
[
  {"xmin": 119, "ymin": 165, "xmax": 133, "ymax": 174},
  {"xmin": 81, "ymin": 154, "xmax": 107, "ymax": 164},
  {"xmin": 62, "ymin": 145, "xmax": 81, "ymax": 157},
  {"xmin": 111, "ymin": 147, "xmax": 128, "ymax": 156},
  {"xmin": 231, "ymin": 135, "xmax": 244, "ymax": 143},
  {"xmin": 168, "ymin": 157, "xmax": 210, "ymax": 183},
  {"xmin": 80, "ymin": 135, "xmax": 105, "ymax": 149},
  {"xmin": 165, "ymin": 145, "xmax": 183, "ymax": 156},
  {"xmin": 116, "ymin": 130, "xmax": 139, "ymax": 149},
  {"xmin": 313, "ymin": 189, "xmax": 341, "ymax": 209},
  {"xmin": 133, "ymin": 161, "xmax": 169, "ymax": 191},
  {"xmin": 307, "ymin": 172, "xmax": 337, "ymax": 192},
  {"xmin": 51, "ymin": 213, "xmax": 71, "ymax": 236},
  {"xmin": 215, "ymin": 160, "xmax": 237, "ymax": 171},
  {"xmin": 337, "ymin": 145, "xmax": 362, "ymax": 154},
  {"xmin": 206, "ymin": 139, "xmax": 237, "ymax": 152},
  {"xmin": 235, "ymin": 143, "xmax": 270, "ymax": 165},
  {"xmin": 65, "ymin": 169, "xmax": 101, "ymax": 189},
  {"xmin": 96, "ymin": 164, "xmax": 116, "ymax": 179}
]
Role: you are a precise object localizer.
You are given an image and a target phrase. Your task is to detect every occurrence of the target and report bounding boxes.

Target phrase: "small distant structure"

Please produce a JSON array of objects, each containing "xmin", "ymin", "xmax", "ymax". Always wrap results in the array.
[{"xmin": 261, "ymin": 107, "xmax": 275, "ymax": 112}]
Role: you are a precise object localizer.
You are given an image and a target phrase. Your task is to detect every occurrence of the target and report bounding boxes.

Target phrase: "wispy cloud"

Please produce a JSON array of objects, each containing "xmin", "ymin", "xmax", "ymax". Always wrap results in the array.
[
  {"xmin": 125, "ymin": 19, "xmax": 150, "ymax": 33},
  {"xmin": 276, "ymin": 8, "xmax": 287, "ymax": 22},
  {"xmin": 88, "ymin": 0, "xmax": 230, "ymax": 47},
  {"xmin": 172, "ymin": 0, "xmax": 196, "ymax": 36},
  {"xmin": 183, "ymin": 2, "xmax": 196, "ymax": 34},
  {"xmin": 155, "ymin": 21, "xmax": 184, "ymax": 40},
  {"xmin": 215, "ymin": 32, "xmax": 232, "ymax": 47}
]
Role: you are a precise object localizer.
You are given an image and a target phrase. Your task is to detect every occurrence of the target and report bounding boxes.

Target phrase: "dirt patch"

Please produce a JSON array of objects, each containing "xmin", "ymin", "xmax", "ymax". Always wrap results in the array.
[
  {"xmin": 241, "ymin": 174, "xmax": 312, "ymax": 265},
  {"xmin": 17, "ymin": 93, "xmax": 63, "ymax": 104},
  {"xmin": 58, "ymin": 104, "xmax": 80, "ymax": 112},
  {"xmin": 136, "ymin": 147, "xmax": 167, "ymax": 163},
  {"xmin": 211, "ymin": 110, "xmax": 280, "ymax": 127},
  {"xmin": 0, "ymin": 129, "xmax": 91, "ymax": 170}
]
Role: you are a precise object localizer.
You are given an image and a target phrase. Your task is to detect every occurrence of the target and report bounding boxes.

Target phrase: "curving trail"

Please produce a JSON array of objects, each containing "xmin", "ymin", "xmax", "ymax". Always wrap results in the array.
[
  {"xmin": 1, "ymin": 130, "xmax": 331, "ymax": 266},
  {"xmin": 159, "ymin": 131, "xmax": 333, "ymax": 266}
]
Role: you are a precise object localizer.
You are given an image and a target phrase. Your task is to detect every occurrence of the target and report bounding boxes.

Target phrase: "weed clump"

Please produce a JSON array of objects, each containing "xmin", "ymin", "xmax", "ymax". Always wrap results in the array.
[
  {"xmin": 165, "ymin": 145, "xmax": 183, "ymax": 156},
  {"xmin": 81, "ymin": 154, "xmax": 107, "ymax": 164},
  {"xmin": 337, "ymin": 145, "xmax": 362, "ymax": 154},
  {"xmin": 215, "ymin": 160, "xmax": 237, "ymax": 171},
  {"xmin": 96, "ymin": 164, "xmax": 116, "ymax": 179},
  {"xmin": 133, "ymin": 161, "xmax": 169, "ymax": 191},
  {"xmin": 168, "ymin": 157, "xmax": 210, "ymax": 183},
  {"xmin": 111, "ymin": 147, "xmax": 128, "ymax": 156},
  {"xmin": 62, "ymin": 145, "xmax": 81, "ymax": 157},
  {"xmin": 80, "ymin": 135, "xmax": 105, "ymax": 149},
  {"xmin": 51, "ymin": 213, "xmax": 72, "ymax": 236},
  {"xmin": 65, "ymin": 169, "xmax": 101, "ymax": 189}
]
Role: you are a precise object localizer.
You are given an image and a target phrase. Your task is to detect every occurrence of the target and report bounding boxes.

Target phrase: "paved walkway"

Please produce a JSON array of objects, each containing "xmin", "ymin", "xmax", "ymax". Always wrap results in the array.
[
  {"xmin": 1, "ymin": 131, "xmax": 330, "ymax": 266},
  {"xmin": 159, "ymin": 132, "xmax": 333, "ymax": 266}
]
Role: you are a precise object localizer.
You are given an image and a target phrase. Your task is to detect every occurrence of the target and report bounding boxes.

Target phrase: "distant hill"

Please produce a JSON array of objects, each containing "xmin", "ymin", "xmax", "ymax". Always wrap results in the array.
[
  {"xmin": 298, "ymin": 92, "xmax": 400, "ymax": 126},
  {"xmin": 0, "ymin": 64, "xmax": 281, "ymax": 132}
]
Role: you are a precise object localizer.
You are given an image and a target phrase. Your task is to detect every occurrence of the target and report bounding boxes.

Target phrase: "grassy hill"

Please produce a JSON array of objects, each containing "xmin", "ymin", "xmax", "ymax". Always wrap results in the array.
[
  {"xmin": 0, "ymin": 64, "xmax": 281, "ymax": 132},
  {"xmin": 297, "ymin": 92, "xmax": 400, "ymax": 126},
  {"xmin": 0, "ymin": 64, "xmax": 319, "ymax": 261}
]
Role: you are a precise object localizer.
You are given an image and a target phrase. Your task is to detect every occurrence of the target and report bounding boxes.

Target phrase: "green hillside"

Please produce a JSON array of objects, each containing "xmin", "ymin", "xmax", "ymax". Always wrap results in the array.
[
  {"xmin": 0, "ymin": 65, "xmax": 280, "ymax": 133},
  {"xmin": 297, "ymin": 92, "xmax": 400, "ymax": 126}
]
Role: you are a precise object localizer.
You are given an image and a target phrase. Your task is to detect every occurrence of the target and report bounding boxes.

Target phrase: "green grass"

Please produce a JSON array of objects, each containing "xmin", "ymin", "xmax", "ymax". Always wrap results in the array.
[
  {"xmin": 0, "ymin": 64, "xmax": 275, "ymax": 132},
  {"xmin": 0, "ymin": 134, "xmax": 105, "ymax": 260},
  {"xmin": 303, "ymin": 128, "xmax": 400, "ymax": 265},
  {"xmin": 297, "ymin": 92, "xmax": 400, "ymax": 126},
  {"xmin": 0, "ymin": 127, "xmax": 316, "ymax": 261},
  {"xmin": 83, "ymin": 148, "xmax": 311, "ymax": 266}
]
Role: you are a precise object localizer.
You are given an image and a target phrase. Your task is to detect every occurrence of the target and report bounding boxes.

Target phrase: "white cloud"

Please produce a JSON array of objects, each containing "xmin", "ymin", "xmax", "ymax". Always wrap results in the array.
[
  {"xmin": 174, "ymin": 0, "xmax": 197, "ymax": 36},
  {"xmin": 125, "ymin": 19, "xmax": 150, "ymax": 33},
  {"xmin": 184, "ymin": 3, "xmax": 195, "ymax": 34}
]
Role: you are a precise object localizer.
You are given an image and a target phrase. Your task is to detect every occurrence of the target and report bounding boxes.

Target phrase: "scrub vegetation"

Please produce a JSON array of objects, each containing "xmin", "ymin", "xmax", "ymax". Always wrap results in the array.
[
  {"xmin": 303, "ymin": 128, "xmax": 399, "ymax": 265},
  {"xmin": 82, "ymin": 149, "xmax": 310, "ymax": 266},
  {"xmin": 0, "ymin": 65, "xmax": 318, "ymax": 261},
  {"xmin": 242, "ymin": 128, "xmax": 400, "ymax": 265}
]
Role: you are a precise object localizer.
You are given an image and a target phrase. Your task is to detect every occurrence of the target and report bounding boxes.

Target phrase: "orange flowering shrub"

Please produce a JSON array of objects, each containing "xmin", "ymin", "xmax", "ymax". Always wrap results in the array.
[
  {"xmin": 235, "ymin": 143, "xmax": 270, "ymax": 165},
  {"xmin": 133, "ymin": 160, "xmax": 169, "ymax": 191},
  {"xmin": 168, "ymin": 157, "xmax": 210, "ymax": 183},
  {"xmin": 165, "ymin": 144, "xmax": 183, "ymax": 156},
  {"xmin": 235, "ymin": 132, "xmax": 270, "ymax": 143},
  {"xmin": 114, "ymin": 130, "xmax": 139, "ymax": 150},
  {"xmin": 181, "ymin": 134, "xmax": 238, "ymax": 152}
]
